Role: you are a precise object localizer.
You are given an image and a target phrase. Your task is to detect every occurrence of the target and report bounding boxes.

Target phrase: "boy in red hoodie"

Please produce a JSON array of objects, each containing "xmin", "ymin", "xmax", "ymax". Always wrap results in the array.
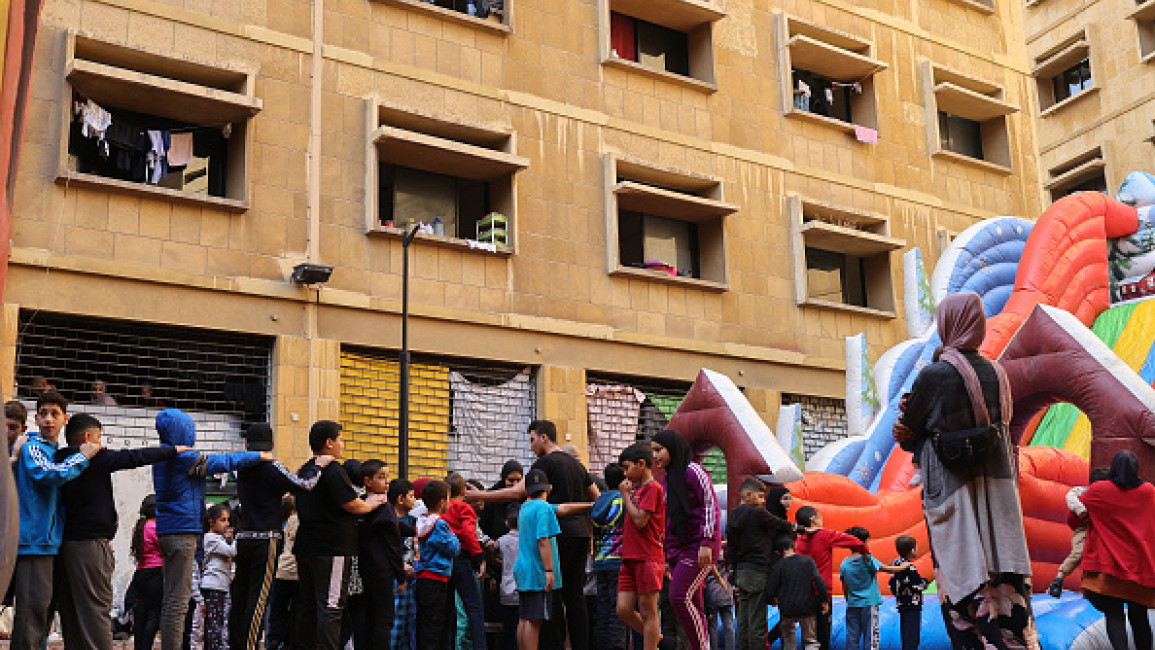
[
  {"xmin": 441, "ymin": 473, "xmax": 488, "ymax": 650},
  {"xmin": 794, "ymin": 505, "xmax": 866, "ymax": 650}
]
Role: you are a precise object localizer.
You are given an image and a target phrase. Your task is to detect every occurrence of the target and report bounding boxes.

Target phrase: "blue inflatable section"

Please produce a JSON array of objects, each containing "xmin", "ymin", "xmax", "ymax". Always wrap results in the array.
[
  {"xmin": 765, "ymin": 594, "xmax": 1101, "ymax": 650},
  {"xmin": 829, "ymin": 217, "xmax": 1034, "ymax": 489}
]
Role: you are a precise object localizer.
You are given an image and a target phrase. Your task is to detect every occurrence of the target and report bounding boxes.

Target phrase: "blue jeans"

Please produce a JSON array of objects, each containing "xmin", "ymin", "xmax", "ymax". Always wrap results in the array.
[
  {"xmin": 593, "ymin": 569, "xmax": 627, "ymax": 650},
  {"xmin": 440, "ymin": 554, "xmax": 487, "ymax": 650},
  {"xmin": 708, "ymin": 605, "xmax": 736, "ymax": 650},
  {"xmin": 845, "ymin": 605, "xmax": 879, "ymax": 650}
]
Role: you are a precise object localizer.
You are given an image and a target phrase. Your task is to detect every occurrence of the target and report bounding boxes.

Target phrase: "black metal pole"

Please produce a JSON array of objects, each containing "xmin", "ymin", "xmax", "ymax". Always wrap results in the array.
[{"xmin": 399, "ymin": 224, "xmax": 419, "ymax": 480}]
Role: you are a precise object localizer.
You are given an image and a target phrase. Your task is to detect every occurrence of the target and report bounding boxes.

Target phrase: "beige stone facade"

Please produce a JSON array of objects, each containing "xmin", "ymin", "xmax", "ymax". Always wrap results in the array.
[
  {"xmin": 1025, "ymin": 0, "xmax": 1155, "ymax": 201},
  {"xmin": 4, "ymin": 0, "xmax": 1045, "ymax": 470}
]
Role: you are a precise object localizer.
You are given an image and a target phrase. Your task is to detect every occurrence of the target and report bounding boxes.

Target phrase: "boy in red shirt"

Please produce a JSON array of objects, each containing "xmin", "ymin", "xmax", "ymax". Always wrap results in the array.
[
  {"xmin": 615, "ymin": 442, "xmax": 666, "ymax": 650},
  {"xmin": 441, "ymin": 473, "xmax": 488, "ymax": 650},
  {"xmin": 794, "ymin": 505, "xmax": 866, "ymax": 650}
]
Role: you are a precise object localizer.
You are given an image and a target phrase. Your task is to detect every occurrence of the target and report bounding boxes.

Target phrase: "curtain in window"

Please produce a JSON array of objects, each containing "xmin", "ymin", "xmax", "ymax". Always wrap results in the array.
[
  {"xmin": 586, "ymin": 383, "xmax": 645, "ymax": 471},
  {"xmin": 610, "ymin": 12, "xmax": 637, "ymax": 61},
  {"xmin": 449, "ymin": 370, "xmax": 537, "ymax": 482}
]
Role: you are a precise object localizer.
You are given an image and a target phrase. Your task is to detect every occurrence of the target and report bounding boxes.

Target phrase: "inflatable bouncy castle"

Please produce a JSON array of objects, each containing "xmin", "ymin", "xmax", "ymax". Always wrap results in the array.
[{"xmin": 670, "ymin": 172, "xmax": 1155, "ymax": 649}]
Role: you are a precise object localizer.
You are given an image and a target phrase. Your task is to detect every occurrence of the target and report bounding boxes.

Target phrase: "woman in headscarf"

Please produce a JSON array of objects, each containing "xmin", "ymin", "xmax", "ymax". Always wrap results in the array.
[
  {"xmin": 479, "ymin": 460, "xmax": 524, "ymax": 541},
  {"xmin": 895, "ymin": 292, "xmax": 1037, "ymax": 649},
  {"xmin": 651, "ymin": 429, "xmax": 722, "ymax": 650},
  {"xmin": 763, "ymin": 485, "xmax": 801, "ymax": 649},
  {"xmin": 1073, "ymin": 451, "xmax": 1155, "ymax": 650}
]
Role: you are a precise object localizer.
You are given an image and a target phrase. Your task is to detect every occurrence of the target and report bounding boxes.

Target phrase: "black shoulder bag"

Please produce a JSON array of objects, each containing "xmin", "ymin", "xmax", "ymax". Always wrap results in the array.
[{"xmin": 931, "ymin": 358, "xmax": 1011, "ymax": 473}]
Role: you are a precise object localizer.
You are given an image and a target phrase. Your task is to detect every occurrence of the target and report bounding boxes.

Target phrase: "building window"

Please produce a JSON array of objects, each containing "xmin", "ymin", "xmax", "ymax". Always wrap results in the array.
[
  {"xmin": 604, "ymin": 155, "xmax": 736, "ymax": 290},
  {"xmin": 610, "ymin": 13, "xmax": 690, "ymax": 77},
  {"xmin": 372, "ymin": 0, "xmax": 511, "ymax": 32},
  {"xmin": 945, "ymin": 0, "xmax": 994, "ymax": 13},
  {"xmin": 1045, "ymin": 147, "xmax": 1109, "ymax": 202},
  {"xmin": 923, "ymin": 62, "xmax": 1018, "ymax": 172},
  {"xmin": 618, "ymin": 211, "xmax": 700, "ymax": 279},
  {"xmin": 789, "ymin": 195, "xmax": 904, "ymax": 317},
  {"xmin": 1033, "ymin": 34, "xmax": 1096, "ymax": 114},
  {"xmin": 58, "ymin": 31, "xmax": 261, "ymax": 211},
  {"xmin": 365, "ymin": 103, "xmax": 528, "ymax": 252},
  {"xmin": 1052, "ymin": 59, "xmax": 1092, "ymax": 103},
  {"xmin": 1129, "ymin": 2, "xmax": 1155, "ymax": 62},
  {"xmin": 775, "ymin": 13, "xmax": 887, "ymax": 135},
  {"xmin": 938, "ymin": 112, "xmax": 984, "ymax": 160},
  {"xmin": 600, "ymin": 0, "xmax": 723, "ymax": 90}
]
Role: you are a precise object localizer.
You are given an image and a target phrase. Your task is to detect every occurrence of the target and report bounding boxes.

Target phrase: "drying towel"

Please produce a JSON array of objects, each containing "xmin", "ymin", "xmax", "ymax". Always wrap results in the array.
[
  {"xmin": 80, "ymin": 100, "xmax": 112, "ymax": 139},
  {"xmin": 854, "ymin": 125, "xmax": 879, "ymax": 145},
  {"xmin": 168, "ymin": 132, "xmax": 193, "ymax": 167}
]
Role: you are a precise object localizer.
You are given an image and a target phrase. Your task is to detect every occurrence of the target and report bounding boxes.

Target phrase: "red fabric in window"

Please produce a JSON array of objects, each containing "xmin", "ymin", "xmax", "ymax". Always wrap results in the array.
[{"xmin": 610, "ymin": 12, "xmax": 637, "ymax": 61}]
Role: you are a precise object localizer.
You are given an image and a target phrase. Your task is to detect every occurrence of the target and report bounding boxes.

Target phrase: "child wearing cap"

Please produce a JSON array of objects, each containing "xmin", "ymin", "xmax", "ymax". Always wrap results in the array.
[{"xmin": 514, "ymin": 468, "xmax": 593, "ymax": 650}]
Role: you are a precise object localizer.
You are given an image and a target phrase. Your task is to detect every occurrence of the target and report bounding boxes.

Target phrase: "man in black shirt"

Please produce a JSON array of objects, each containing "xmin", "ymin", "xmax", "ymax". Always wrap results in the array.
[
  {"xmin": 55, "ymin": 413, "xmax": 187, "ymax": 650},
  {"xmin": 293, "ymin": 420, "xmax": 387, "ymax": 650},
  {"xmin": 468, "ymin": 419, "xmax": 599, "ymax": 650},
  {"xmin": 229, "ymin": 423, "xmax": 332, "ymax": 650}
]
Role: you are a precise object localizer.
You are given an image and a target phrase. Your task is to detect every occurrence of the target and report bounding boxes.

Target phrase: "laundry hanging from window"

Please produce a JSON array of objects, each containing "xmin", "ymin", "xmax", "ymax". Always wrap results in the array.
[{"xmin": 68, "ymin": 96, "xmax": 231, "ymax": 198}]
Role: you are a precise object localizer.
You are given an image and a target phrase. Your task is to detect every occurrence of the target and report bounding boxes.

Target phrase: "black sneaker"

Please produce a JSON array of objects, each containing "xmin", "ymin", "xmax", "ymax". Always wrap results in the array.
[{"xmin": 1048, "ymin": 576, "xmax": 1064, "ymax": 598}]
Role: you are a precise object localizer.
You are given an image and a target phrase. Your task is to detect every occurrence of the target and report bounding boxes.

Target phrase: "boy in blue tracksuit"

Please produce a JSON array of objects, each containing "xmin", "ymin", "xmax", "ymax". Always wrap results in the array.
[
  {"xmin": 413, "ymin": 479, "xmax": 460, "ymax": 650},
  {"xmin": 152, "ymin": 408, "xmax": 269, "ymax": 650},
  {"xmin": 11, "ymin": 391, "xmax": 101, "ymax": 650}
]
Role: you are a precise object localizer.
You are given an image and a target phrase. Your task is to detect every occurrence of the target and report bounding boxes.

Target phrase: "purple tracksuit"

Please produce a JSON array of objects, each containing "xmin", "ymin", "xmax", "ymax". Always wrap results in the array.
[{"xmin": 661, "ymin": 462, "xmax": 722, "ymax": 650}]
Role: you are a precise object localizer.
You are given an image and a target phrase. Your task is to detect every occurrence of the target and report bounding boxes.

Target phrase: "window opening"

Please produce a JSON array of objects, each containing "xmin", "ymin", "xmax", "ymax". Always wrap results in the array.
[
  {"xmin": 618, "ymin": 210, "xmax": 701, "ymax": 279},
  {"xmin": 610, "ymin": 12, "xmax": 690, "ymax": 77},
  {"xmin": 1052, "ymin": 59, "xmax": 1092, "ymax": 104},
  {"xmin": 938, "ymin": 112, "xmax": 984, "ymax": 160},
  {"xmin": 70, "ymin": 94, "xmax": 230, "ymax": 198},
  {"xmin": 378, "ymin": 164, "xmax": 490, "ymax": 239},
  {"xmin": 805, "ymin": 248, "xmax": 868, "ymax": 307},
  {"xmin": 792, "ymin": 69, "xmax": 856, "ymax": 123}
]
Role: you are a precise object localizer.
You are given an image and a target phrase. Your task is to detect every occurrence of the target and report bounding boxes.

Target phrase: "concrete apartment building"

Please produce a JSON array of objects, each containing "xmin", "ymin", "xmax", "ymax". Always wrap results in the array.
[
  {"xmin": 1, "ymin": 0, "xmax": 1045, "ymax": 486},
  {"xmin": 1024, "ymin": 0, "xmax": 1155, "ymax": 202}
]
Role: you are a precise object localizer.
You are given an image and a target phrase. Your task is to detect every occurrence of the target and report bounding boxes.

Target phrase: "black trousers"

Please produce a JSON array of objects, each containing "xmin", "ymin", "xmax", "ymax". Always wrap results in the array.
[
  {"xmin": 265, "ymin": 578, "xmax": 297, "ymax": 650},
  {"xmin": 540, "ymin": 536, "xmax": 590, "ymax": 650},
  {"xmin": 899, "ymin": 609, "xmax": 921, "ymax": 650},
  {"xmin": 294, "ymin": 554, "xmax": 351, "ymax": 650},
  {"xmin": 229, "ymin": 538, "xmax": 279, "ymax": 650},
  {"xmin": 416, "ymin": 578, "xmax": 449, "ymax": 650},
  {"xmin": 354, "ymin": 569, "xmax": 396, "ymax": 650},
  {"xmin": 132, "ymin": 567, "xmax": 164, "ymax": 650},
  {"xmin": 816, "ymin": 599, "xmax": 832, "ymax": 650}
]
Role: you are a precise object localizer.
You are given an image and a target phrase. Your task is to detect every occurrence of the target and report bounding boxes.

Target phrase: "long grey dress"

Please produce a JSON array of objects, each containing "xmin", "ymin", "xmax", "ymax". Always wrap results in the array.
[{"xmin": 904, "ymin": 350, "xmax": 1032, "ymax": 601}]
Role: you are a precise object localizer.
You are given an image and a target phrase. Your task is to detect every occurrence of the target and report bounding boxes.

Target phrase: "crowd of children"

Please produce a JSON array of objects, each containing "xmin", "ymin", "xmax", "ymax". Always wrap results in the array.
[{"xmin": 4, "ymin": 392, "xmax": 946, "ymax": 650}]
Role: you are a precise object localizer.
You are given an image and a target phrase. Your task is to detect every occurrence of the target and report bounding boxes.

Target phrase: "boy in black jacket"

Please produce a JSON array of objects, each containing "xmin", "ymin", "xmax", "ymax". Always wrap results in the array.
[
  {"xmin": 55, "ymin": 413, "xmax": 189, "ymax": 650},
  {"xmin": 765, "ymin": 536, "xmax": 828, "ymax": 650},
  {"xmin": 356, "ymin": 459, "xmax": 407, "ymax": 649},
  {"xmin": 229, "ymin": 423, "xmax": 331, "ymax": 650},
  {"xmin": 726, "ymin": 478, "xmax": 801, "ymax": 650}
]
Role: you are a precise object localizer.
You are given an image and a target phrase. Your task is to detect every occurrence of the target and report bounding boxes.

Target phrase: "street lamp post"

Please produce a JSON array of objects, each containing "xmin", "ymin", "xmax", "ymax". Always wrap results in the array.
[{"xmin": 399, "ymin": 224, "xmax": 420, "ymax": 480}]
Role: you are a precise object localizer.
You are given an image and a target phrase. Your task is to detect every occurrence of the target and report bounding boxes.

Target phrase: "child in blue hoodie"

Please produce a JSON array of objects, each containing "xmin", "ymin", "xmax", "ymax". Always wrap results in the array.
[
  {"xmin": 591, "ymin": 462, "xmax": 627, "ymax": 650},
  {"xmin": 414, "ymin": 479, "xmax": 460, "ymax": 649},
  {"xmin": 11, "ymin": 391, "xmax": 101, "ymax": 650},
  {"xmin": 152, "ymin": 408, "xmax": 269, "ymax": 650}
]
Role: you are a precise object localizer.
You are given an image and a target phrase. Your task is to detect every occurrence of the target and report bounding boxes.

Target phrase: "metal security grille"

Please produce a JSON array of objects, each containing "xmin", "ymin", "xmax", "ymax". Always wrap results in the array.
[
  {"xmin": 585, "ymin": 372, "xmax": 691, "ymax": 475},
  {"xmin": 340, "ymin": 347, "xmax": 536, "ymax": 482},
  {"xmin": 782, "ymin": 393, "xmax": 848, "ymax": 460},
  {"xmin": 14, "ymin": 310, "xmax": 272, "ymax": 451}
]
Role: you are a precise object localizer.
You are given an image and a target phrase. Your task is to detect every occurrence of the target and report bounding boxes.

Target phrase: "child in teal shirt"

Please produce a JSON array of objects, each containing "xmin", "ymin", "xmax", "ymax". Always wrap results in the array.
[
  {"xmin": 513, "ymin": 469, "xmax": 592, "ymax": 650},
  {"xmin": 839, "ymin": 527, "xmax": 909, "ymax": 650}
]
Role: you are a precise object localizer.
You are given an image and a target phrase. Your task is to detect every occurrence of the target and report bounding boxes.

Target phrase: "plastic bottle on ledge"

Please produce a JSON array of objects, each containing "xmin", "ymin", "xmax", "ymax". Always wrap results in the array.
[{"xmin": 433, "ymin": 216, "xmax": 445, "ymax": 237}]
